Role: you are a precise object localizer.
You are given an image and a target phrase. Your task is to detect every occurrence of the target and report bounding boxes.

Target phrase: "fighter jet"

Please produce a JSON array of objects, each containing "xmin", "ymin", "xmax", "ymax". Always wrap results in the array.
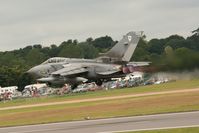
[{"xmin": 27, "ymin": 31, "xmax": 150, "ymax": 89}]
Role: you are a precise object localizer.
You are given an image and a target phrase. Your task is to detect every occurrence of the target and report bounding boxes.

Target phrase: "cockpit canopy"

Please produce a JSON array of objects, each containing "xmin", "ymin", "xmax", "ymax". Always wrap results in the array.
[{"xmin": 42, "ymin": 57, "xmax": 67, "ymax": 64}]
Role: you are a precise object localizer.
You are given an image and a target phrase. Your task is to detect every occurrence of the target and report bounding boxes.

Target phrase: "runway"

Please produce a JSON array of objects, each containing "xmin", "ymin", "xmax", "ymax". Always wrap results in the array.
[{"xmin": 0, "ymin": 111, "xmax": 199, "ymax": 133}]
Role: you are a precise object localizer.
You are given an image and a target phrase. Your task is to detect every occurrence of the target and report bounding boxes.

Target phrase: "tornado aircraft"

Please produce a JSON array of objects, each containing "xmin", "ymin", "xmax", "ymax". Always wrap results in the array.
[{"xmin": 27, "ymin": 31, "xmax": 150, "ymax": 89}]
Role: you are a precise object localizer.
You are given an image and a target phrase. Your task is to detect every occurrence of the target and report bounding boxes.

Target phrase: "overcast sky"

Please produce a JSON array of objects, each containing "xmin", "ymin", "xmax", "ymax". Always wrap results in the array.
[{"xmin": 0, "ymin": 0, "xmax": 198, "ymax": 51}]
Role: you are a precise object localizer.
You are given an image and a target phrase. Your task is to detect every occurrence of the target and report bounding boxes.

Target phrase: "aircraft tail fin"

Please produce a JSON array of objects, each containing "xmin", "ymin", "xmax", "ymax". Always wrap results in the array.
[{"xmin": 98, "ymin": 31, "xmax": 143, "ymax": 63}]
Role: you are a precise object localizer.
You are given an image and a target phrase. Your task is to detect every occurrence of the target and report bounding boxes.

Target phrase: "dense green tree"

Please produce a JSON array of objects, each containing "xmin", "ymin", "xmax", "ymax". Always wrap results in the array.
[
  {"xmin": 86, "ymin": 37, "xmax": 93, "ymax": 44},
  {"xmin": 148, "ymin": 39, "xmax": 165, "ymax": 54},
  {"xmin": 92, "ymin": 36, "xmax": 115, "ymax": 49},
  {"xmin": 26, "ymin": 49, "xmax": 47, "ymax": 66},
  {"xmin": 33, "ymin": 44, "xmax": 42, "ymax": 49},
  {"xmin": 132, "ymin": 38, "xmax": 150, "ymax": 61},
  {"xmin": 73, "ymin": 39, "xmax": 78, "ymax": 45},
  {"xmin": 49, "ymin": 44, "xmax": 59, "ymax": 57},
  {"xmin": 79, "ymin": 42, "xmax": 98, "ymax": 59},
  {"xmin": 58, "ymin": 44, "xmax": 84, "ymax": 58}
]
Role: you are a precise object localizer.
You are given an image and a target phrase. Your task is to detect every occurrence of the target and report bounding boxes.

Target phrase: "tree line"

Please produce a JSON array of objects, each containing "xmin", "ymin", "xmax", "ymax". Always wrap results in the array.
[{"xmin": 0, "ymin": 30, "xmax": 199, "ymax": 90}]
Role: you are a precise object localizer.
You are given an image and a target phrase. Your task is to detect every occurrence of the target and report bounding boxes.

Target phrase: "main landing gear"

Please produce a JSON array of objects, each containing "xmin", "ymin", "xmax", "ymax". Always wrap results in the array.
[
  {"xmin": 71, "ymin": 84, "xmax": 78, "ymax": 90},
  {"xmin": 95, "ymin": 80, "xmax": 103, "ymax": 86}
]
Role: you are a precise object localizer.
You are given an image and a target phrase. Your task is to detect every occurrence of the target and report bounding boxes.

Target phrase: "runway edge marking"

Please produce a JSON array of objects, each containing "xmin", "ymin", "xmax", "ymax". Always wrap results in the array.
[{"xmin": 99, "ymin": 124, "xmax": 199, "ymax": 133}]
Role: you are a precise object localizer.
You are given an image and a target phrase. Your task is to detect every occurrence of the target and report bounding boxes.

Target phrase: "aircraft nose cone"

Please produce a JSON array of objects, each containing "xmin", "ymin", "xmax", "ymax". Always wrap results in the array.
[
  {"xmin": 27, "ymin": 67, "xmax": 40, "ymax": 78},
  {"xmin": 27, "ymin": 68, "xmax": 34, "ymax": 74}
]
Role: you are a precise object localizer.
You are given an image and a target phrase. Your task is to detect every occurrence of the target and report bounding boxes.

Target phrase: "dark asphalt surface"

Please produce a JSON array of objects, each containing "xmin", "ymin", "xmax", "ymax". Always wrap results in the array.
[{"xmin": 0, "ymin": 111, "xmax": 199, "ymax": 133}]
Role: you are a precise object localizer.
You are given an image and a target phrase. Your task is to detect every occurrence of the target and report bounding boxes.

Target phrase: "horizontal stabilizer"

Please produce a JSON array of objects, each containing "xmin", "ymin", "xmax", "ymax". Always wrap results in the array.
[{"xmin": 127, "ymin": 62, "xmax": 151, "ymax": 66}]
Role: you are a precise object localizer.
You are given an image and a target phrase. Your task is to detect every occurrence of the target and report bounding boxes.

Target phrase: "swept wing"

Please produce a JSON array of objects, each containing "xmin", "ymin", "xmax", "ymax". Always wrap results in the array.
[{"xmin": 51, "ymin": 64, "xmax": 88, "ymax": 77}]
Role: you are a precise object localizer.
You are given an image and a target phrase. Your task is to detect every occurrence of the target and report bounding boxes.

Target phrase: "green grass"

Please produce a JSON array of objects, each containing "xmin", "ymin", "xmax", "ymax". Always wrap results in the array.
[
  {"xmin": 0, "ymin": 79, "xmax": 199, "ymax": 127},
  {"xmin": 125, "ymin": 127, "xmax": 199, "ymax": 133},
  {"xmin": 1, "ymin": 79, "xmax": 199, "ymax": 108},
  {"xmin": 0, "ymin": 89, "xmax": 199, "ymax": 127}
]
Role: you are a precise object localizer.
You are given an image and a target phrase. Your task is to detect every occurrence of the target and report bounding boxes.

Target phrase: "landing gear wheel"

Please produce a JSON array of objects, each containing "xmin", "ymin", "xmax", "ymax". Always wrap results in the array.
[
  {"xmin": 71, "ymin": 84, "xmax": 78, "ymax": 90},
  {"xmin": 46, "ymin": 82, "xmax": 52, "ymax": 86},
  {"xmin": 95, "ymin": 80, "xmax": 103, "ymax": 86}
]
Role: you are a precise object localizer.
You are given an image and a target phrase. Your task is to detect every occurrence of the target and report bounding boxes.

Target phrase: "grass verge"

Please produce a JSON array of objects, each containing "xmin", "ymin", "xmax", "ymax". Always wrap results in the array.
[{"xmin": 0, "ymin": 89, "xmax": 199, "ymax": 127}]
